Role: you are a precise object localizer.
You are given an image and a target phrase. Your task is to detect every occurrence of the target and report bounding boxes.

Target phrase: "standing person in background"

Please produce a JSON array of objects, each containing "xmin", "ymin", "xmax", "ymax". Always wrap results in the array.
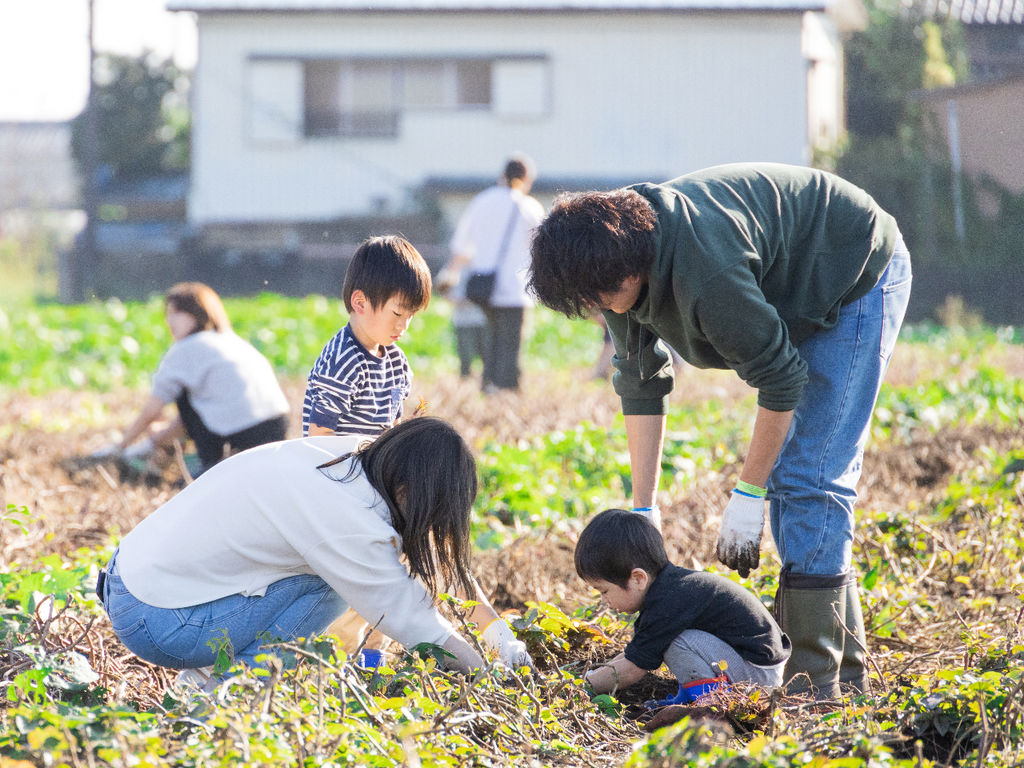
[
  {"xmin": 439, "ymin": 270, "xmax": 489, "ymax": 380},
  {"xmin": 441, "ymin": 155, "xmax": 545, "ymax": 394},
  {"xmin": 91, "ymin": 282, "xmax": 290, "ymax": 476},
  {"xmin": 528, "ymin": 163, "xmax": 912, "ymax": 700},
  {"xmin": 303, "ymin": 236, "xmax": 431, "ymax": 437}
]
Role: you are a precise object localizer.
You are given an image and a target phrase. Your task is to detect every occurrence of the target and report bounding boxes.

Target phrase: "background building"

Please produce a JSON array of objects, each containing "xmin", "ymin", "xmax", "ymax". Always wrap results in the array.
[{"xmin": 166, "ymin": 0, "xmax": 864, "ymax": 290}]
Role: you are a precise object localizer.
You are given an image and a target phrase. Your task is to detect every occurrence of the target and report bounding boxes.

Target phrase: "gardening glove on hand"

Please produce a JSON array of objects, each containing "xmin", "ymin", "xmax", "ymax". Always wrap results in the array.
[
  {"xmin": 123, "ymin": 436, "xmax": 155, "ymax": 460},
  {"xmin": 89, "ymin": 442, "xmax": 122, "ymax": 460},
  {"xmin": 715, "ymin": 490, "xmax": 766, "ymax": 578},
  {"xmin": 482, "ymin": 619, "xmax": 534, "ymax": 672}
]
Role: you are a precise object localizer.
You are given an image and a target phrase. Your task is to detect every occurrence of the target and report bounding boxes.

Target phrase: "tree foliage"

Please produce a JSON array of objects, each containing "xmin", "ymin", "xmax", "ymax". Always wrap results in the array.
[
  {"xmin": 70, "ymin": 52, "xmax": 191, "ymax": 182},
  {"xmin": 844, "ymin": 1, "xmax": 966, "ymax": 141},
  {"xmin": 835, "ymin": 0, "xmax": 1024, "ymax": 316},
  {"xmin": 834, "ymin": 0, "xmax": 968, "ymax": 263}
]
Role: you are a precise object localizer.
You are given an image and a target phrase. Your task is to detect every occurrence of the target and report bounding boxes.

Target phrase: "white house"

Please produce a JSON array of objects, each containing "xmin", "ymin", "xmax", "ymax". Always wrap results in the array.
[{"xmin": 168, "ymin": 0, "xmax": 864, "ymax": 232}]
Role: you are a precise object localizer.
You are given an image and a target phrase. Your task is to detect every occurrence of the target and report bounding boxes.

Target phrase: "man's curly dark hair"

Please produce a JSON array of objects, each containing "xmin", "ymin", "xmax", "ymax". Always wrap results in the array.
[{"xmin": 528, "ymin": 189, "xmax": 658, "ymax": 318}]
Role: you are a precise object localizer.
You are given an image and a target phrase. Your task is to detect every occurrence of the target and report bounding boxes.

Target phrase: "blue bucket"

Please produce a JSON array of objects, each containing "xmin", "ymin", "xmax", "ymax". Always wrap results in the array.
[{"xmin": 358, "ymin": 649, "xmax": 385, "ymax": 669}]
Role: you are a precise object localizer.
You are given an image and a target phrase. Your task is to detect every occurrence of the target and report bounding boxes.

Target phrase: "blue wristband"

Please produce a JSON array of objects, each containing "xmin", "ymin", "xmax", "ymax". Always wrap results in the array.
[{"xmin": 733, "ymin": 489, "xmax": 763, "ymax": 500}]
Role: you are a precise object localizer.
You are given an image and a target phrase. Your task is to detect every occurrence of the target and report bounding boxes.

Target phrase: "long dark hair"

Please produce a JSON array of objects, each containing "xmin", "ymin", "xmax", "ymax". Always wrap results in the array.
[{"xmin": 318, "ymin": 417, "xmax": 477, "ymax": 598}]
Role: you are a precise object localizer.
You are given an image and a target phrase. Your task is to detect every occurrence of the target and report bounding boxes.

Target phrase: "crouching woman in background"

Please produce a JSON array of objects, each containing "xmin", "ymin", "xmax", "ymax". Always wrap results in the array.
[
  {"xmin": 97, "ymin": 417, "xmax": 532, "ymax": 687},
  {"xmin": 92, "ymin": 281, "xmax": 290, "ymax": 475}
]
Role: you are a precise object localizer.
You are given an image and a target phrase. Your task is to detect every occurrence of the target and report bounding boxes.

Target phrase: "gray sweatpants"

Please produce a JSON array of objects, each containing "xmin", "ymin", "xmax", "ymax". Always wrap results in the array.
[{"xmin": 663, "ymin": 629, "xmax": 784, "ymax": 687}]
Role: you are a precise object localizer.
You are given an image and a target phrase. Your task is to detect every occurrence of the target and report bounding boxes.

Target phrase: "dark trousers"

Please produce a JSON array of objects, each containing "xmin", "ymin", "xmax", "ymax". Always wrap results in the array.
[
  {"xmin": 176, "ymin": 393, "xmax": 289, "ymax": 473},
  {"xmin": 482, "ymin": 305, "xmax": 524, "ymax": 390},
  {"xmin": 455, "ymin": 324, "xmax": 488, "ymax": 378}
]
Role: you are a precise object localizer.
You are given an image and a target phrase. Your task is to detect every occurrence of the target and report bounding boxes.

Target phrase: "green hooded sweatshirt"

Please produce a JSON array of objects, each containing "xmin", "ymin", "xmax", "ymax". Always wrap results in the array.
[{"xmin": 605, "ymin": 163, "xmax": 901, "ymax": 415}]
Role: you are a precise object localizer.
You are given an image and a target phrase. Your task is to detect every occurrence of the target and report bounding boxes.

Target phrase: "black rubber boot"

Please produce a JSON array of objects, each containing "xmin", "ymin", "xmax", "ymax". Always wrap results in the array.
[{"xmin": 774, "ymin": 569, "xmax": 850, "ymax": 700}]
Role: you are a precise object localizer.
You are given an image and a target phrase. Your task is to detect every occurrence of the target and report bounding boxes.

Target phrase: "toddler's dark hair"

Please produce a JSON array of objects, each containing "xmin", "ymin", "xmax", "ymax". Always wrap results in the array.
[
  {"xmin": 574, "ymin": 508, "xmax": 669, "ymax": 588},
  {"xmin": 342, "ymin": 235, "xmax": 432, "ymax": 313}
]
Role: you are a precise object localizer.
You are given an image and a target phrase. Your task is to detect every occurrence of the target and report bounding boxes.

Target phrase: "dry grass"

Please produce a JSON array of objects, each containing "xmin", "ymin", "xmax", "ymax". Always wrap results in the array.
[{"xmin": 2, "ymin": 362, "xmax": 1023, "ymax": 763}]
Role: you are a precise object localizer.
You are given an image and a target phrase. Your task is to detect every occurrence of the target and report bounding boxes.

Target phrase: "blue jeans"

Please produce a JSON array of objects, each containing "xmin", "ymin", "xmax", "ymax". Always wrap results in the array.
[
  {"xmin": 102, "ymin": 552, "xmax": 346, "ymax": 669},
  {"xmin": 768, "ymin": 241, "xmax": 912, "ymax": 576}
]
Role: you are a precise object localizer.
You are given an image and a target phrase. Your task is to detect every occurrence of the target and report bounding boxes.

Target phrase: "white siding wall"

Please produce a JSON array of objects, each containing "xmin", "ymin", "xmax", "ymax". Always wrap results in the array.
[
  {"xmin": 803, "ymin": 11, "xmax": 843, "ymax": 152},
  {"xmin": 189, "ymin": 10, "xmax": 810, "ymax": 223}
]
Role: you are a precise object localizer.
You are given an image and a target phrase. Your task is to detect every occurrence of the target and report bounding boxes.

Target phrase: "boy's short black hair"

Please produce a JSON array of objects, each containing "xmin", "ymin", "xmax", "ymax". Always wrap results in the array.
[
  {"xmin": 528, "ymin": 189, "xmax": 657, "ymax": 319},
  {"xmin": 342, "ymin": 235, "xmax": 432, "ymax": 313},
  {"xmin": 574, "ymin": 508, "xmax": 670, "ymax": 588}
]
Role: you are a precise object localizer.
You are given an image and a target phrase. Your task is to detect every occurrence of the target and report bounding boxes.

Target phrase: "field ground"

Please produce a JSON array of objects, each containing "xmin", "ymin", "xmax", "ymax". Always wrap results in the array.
[{"xmin": 3, "ymin": 338, "xmax": 1024, "ymax": 766}]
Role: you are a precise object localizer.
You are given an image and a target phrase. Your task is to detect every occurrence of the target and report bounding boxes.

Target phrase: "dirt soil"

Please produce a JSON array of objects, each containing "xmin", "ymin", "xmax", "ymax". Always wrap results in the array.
[{"xmin": 2, "ymin": 367, "xmax": 1023, "ymax": 734}]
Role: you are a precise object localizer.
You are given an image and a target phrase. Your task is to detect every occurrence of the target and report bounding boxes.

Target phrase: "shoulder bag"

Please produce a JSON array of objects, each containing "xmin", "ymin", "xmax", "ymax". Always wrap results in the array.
[{"xmin": 465, "ymin": 202, "xmax": 522, "ymax": 309}]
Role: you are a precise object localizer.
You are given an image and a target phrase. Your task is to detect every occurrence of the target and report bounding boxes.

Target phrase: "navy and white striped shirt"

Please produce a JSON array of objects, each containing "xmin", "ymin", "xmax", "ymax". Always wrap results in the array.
[{"xmin": 301, "ymin": 324, "xmax": 412, "ymax": 437}]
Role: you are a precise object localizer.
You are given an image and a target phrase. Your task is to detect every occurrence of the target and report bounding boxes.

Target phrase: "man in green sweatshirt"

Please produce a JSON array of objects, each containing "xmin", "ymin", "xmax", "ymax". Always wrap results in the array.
[{"xmin": 528, "ymin": 163, "xmax": 912, "ymax": 699}]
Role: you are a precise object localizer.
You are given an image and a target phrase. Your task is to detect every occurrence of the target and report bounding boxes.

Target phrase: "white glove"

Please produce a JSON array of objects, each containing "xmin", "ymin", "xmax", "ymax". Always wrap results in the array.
[
  {"xmin": 715, "ymin": 490, "xmax": 766, "ymax": 578},
  {"xmin": 123, "ymin": 436, "xmax": 155, "ymax": 460},
  {"xmin": 481, "ymin": 619, "xmax": 534, "ymax": 672},
  {"xmin": 89, "ymin": 442, "xmax": 122, "ymax": 460},
  {"xmin": 632, "ymin": 506, "xmax": 661, "ymax": 530}
]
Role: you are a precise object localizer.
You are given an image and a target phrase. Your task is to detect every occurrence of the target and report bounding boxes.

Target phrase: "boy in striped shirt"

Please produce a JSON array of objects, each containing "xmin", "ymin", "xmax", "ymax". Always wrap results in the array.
[{"xmin": 303, "ymin": 236, "xmax": 432, "ymax": 438}]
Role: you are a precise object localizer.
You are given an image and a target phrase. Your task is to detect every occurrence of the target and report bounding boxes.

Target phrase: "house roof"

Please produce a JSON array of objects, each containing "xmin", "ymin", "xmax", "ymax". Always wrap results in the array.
[
  {"xmin": 422, "ymin": 173, "xmax": 641, "ymax": 194},
  {"xmin": 168, "ymin": 0, "xmax": 830, "ymax": 12},
  {"xmin": 923, "ymin": 0, "xmax": 1024, "ymax": 24}
]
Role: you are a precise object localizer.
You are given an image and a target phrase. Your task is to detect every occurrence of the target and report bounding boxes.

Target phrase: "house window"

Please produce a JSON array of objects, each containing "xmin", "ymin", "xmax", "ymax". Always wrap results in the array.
[
  {"xmin": 404, "ymin": 61, "xmax": 449, "ymax": 108},
  {"xmin": 247, "ymin": 59, "xmax": 304, "ymax": 142},
  {"xmin": 455, "ymin": 60, "xmax": 492, "ymax": 107},
  {"xmin": 305, "ymin": 60, "xmax": 399, "ymax": 137},
  {"xmin": 302, "ymin": 56, "xmax": 532, "ymax": 138},
  {"xmin": 304, "ymin": 61, "xmax": 341, "ymax": 137},
  {"xmin": 493, "ymin": 58, "xmax": 548, "ymax": 118},
  {"xmin": 345, "ymin": 61, "xmax": 400, "ymax": 136}
]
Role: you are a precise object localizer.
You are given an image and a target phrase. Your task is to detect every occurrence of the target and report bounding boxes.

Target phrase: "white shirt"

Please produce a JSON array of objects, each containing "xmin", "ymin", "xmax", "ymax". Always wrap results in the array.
[
  {"xmin": 115, "ymin": 436, "xmax": 455, "ymax": 650},
  {"xmin": 449, "ymin": 185, "xmax": 545, "ymax": 308},
  {"xmin": 150, "ymin": 330, "xmax": 290, "ymax": 435}
]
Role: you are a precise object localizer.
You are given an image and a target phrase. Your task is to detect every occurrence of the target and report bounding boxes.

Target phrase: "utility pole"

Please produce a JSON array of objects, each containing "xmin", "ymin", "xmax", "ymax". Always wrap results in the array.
[{"xmin": 71, "ymin": 0, "xmax": 100, "ymax": 302}]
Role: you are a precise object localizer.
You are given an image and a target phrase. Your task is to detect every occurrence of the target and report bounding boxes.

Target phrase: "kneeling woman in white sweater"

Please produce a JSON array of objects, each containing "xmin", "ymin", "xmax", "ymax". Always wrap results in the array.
[
  {"xmin": 93, "ymin": 281, "xmax": 290, "ymax": 475},
  {"xmin": 98, "ymin": 417, "xmax": 530, "ymax": 679}
]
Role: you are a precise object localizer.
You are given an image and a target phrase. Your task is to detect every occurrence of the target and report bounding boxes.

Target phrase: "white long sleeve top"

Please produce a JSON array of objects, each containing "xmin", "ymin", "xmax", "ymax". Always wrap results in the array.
[
  {"xmin": 150, "ymin": 330, "xmax": 289, "ymax": 435},
  {"xmin": 115, "ymin": 436, "xmax": 454, "ymax": 650}
]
